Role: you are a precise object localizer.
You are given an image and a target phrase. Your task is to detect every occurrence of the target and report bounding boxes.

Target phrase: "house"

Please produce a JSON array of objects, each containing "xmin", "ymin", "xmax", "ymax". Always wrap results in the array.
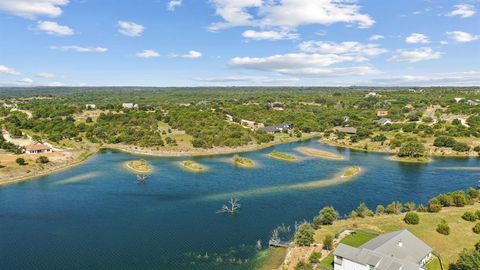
[
  {"xmin": 259, "ymin": 123, "xmax": 293, "ymax": 133},
  {"xmin": 122, "ymin": 103, "xmax": 138, "ymax": 109},
  {"xmin": 25, "ymin": 142, "xmax": 52, "ymax": 154},
  {"xmin": 338, "ymin": 127, "xmax": 357, "ymax": 134},
  {"xmin": 466, "ymin": 100, "xmax": 479, "ymax": 106},
  {"xmin": 376, "ymin": 110, "xmax": 389, "ymax": 117},
  {"xmin": 365, "ymin": 92, "xmax": 379, "ymax": 98},
  {"xmin": 454, "ymin": 97, "xmax": 464, "ymax": 103},
  {"xmin": 334, "ymin": 230, "xmax": 432, "ymax": 270},
  {"xmin": 85, "ymin": 104, "xmax": 96, "ymax": 109},
  {"xmin": 375, "ymin": 118, "xmax": 392, "ymax": 126}
]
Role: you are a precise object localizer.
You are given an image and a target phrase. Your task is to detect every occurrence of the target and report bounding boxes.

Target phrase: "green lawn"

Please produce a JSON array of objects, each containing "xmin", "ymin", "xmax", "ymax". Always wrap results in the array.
[
  {"xmin": 426, "ymin": 258, "xmax": 442, "ymax": 270},
  {"xmin": 319, "ymin": 230, "xmax": 377, "ymax": 268}
]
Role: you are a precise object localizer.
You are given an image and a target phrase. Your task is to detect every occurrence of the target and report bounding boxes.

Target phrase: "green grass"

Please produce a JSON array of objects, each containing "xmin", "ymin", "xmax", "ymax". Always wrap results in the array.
[
  {"xmin": 256, "ymin": 248, "xmax": 288, "ymax": 270},
  {"xmin": 233, "ymin": 156, "xmax": 255, "ymax": 168},
  {"xmin": 319, "ymin": 230, "xmax": 377, "ymax": 268},
  {"xmin": 426, "ymin": 258, "xmax": 442, "ymax": 270},
  {"xmin": 269, "ymin": 151, "xmax": 298, "ymax": 161}
]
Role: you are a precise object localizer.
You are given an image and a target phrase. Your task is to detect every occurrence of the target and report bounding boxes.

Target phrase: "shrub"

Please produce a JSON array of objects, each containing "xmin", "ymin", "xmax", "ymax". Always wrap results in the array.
[
  {"xmin": 375, "ymin": 205, "xmax": 385, "ymax": 215},
  {"xmin": 467, "ymin": 187, "xmax": 479, "ymax": 199},
  {"xmin": 452, "ymin": 142, "xmax": 470, "ymax": 152},
  {"xmin": 403, "ymin": 202, "xmax": 416, "ymax": 212},
  {"xmin": 15, "ymin": 158, "xmax": 26, "ymax": 166},
  {"xmin": 404, "ymin": 212, "xmax": 420, "ymax": 225},
  {"xmin": 436, "ymin": 220, "xmax": 450, "ymax": 235},
  {"xmin": 473, "ymin": 223, "xmax": 480, "ymax": 234},
  {"xmin": 452, "ymin": 191, "xmax": 467, "ymax": 207},
  {"xmin": 386, "ymin": 201, "xmax": 403, "ymax": 214},
  {"xmin": 295, "ymin": 223, "xmax": 315, "ymax": 246},
  {"xmin": 355, "ymin": 203, "xmax": 374, "ymax": 218},
  {"xmin": 294, "ymin": 261, "xmax": 313, "ymax": 270},
  {"xmin": 463, "ymin": 212, "xmax": 478, "ymax": 222},
  {"xmin": 35, "ymin": 156, "xmax": 49, "ymax": 164},
  {"xmin": 308, "ymin": 252, "xmax": 322, "ymax": 264},
  {"xmin": 437, "ymin": 194, "xmax": 453, "ymax": 207},
  {"xmin": 323, "ymin": 235, "xmax": 334, "ymax": 251},
  {"xmin": 428, "ymin": 198, "xmax": 442, "ymax": 213},
  {"xmin": 315, "ymin": 207, "xmax": 338, "ymax": 226},
  {"xmin": 475, "ymin": 210, "xmax": 480, "ymax": 220},
  {"xmin": 417, "ymin": 204, "xmax": 427, "ymax": 212}
]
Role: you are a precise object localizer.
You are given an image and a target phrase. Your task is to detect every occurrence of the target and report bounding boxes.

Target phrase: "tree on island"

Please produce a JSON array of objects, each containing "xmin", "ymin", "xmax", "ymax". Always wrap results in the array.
[{"xmin": 398, "ymin": 141, "xmax": 426, "ymax": 158}]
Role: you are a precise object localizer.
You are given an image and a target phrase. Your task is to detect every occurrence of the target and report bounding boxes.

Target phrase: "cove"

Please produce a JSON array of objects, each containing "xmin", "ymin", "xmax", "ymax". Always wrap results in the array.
[{"xmin": 0, "ymin": 139, "xmax": 479, "ymax": 270}]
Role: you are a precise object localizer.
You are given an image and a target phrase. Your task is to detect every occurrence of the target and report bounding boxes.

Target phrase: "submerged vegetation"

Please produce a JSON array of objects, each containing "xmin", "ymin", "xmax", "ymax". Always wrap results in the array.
[
  {"xmin": 180, "ymin": 160, "xmax": 205, "ymax": 172},
  {"xmin": 232, "ymin": 155, "xmax": 255, "ymax": 168}
]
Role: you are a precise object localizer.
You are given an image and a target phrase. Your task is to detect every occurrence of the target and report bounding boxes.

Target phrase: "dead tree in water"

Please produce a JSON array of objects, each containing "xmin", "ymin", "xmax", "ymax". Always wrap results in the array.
[
  {"xmin": 217, "ymin": 197, "xmax": 241, "ymax": 214},
  {"xmin": 137, "ymin": 174, "xmax": 148, "ymax": 183}
]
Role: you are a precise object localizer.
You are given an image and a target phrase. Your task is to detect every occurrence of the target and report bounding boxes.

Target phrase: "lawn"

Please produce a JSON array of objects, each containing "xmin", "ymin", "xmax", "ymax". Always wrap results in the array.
[
  {"xmin": 314, "ymin": 204, "xmax": 480, "ymax": 267},
  {"xmin": 319, "ymin": 230, "xmax": 377, "ymax": 268}
]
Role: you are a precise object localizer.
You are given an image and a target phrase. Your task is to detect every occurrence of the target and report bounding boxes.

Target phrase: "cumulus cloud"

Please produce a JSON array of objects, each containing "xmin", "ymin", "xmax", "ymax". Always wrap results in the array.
[
  {"xmin": 389, "ymin": 47, "xmax": 442, "ymax": 63},
  {"xmin": 50, "ymin": 45, "xmax": 108, "ymax": 53},
  {"xmin": 172, "ymin": 50, "xmax": 202, "ymax": 58},
  {"xmin": 36, "ymin": 72, "xmax": 55, "ymax": 78},
  {"xmin": 136, "ymin": 49, "xmax": 160, "ymax": 58},
  {"xmin": 209, "ymin": 0, "xmax": 374, "ymax": 31},
  {"xmin": 446, "ymin": 31, "xmax": 479, "ymax": 43},
  {"xmin": 16, "ymin": 77, "xmax": 34, "ymax": 85},
  {"xmin": 0, "ymin": 65, "xmax": 19, "ymax": 75},
  {"xmin": 405, "ymin": 33, "xmax": 429, "ymax": 44},
  {"xmin": 0, "ymin": 0, "xmax": 69, "ymax": 19},
  {"xmin": 369, "ymin": 35, "xmax": 384, "ymax": 41},
  {"xmin": 193, "ymin": 75, "xmax": 299, "ymax": 84},
  {"xmin": 167, "ymin": 0, "xmax": 182, "ymax": 11},
  {"xmin": 118, "ymin": 21, "xmax": 144, "ymax": 37},
  {"xmin": 229, "ymin": 53, "xmax": 380, "ymax": 76},
  {"xmin": 36, "ymin": 21, "xmax": 74, "ymax": 36},
  {"xmin": 242, "ymin": 30, "xmax": 298, "ymax": 40},
  {"xmin": 447, "ymin": 4, "xmax": 476, "ymax": 18},
  {"xmin": 372, "ymin": 71, "xmax": 480, "ymax": 86},
  {"xmin": 298, "ymin": 41, "xmax": 387, "ymax": 59}
]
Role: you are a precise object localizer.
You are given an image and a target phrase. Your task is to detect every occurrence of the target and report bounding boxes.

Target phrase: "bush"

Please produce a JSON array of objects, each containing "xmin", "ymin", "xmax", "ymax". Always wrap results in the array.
[
  {"xmin": 452, "ymin": 191, "xmax": 467, "ymax": 207},
  {"xmin": 463, "ymin": 212, "xmax": 478, "ymax": 222},
  {"xmin": 385, "ymin": 201, "xmax": 403, "ymax": 214},
  {"xmin": 404, "ymin": 212, "xmax": 420, "ymax": 225},
  {"xmin": 452, "ymin": 248, "xmax": 480, "ymax": 270},
  {"xmin": 355, "ymin": 203, "xmax": 374, "ymax": 218},
  {"xmin": 323, "ymin": 235, "xmax": 334, "ymax": 251},
  {"xmin": 467, "ymin": 187, "xmax": 479, "ymax": 199},
  {"xmin": 315, "ymin": 206, "xmax": 338, "ymax": 226},
  {"xmin": 15, "ymin": 158, "xmax": 26, "ymax": 166},
  {"xmin": 436, "ymin": 220, "xmax": 450, "ymax": 235},
  {"xmin": 428, "ymin": 198, "xmax": 442, "ymax": 213},
  {"xmin": 35, "ymin": 156, "xmax": 49, "ymax": 164},
  {"xmin": 417, "ymin": 204, "xmax": 427, "ymax": 212},
  {"xmin": 437, "ymin": 194, "xmax": 453, "ymax": 207},
  {"xmin": 375, "ymin": 205, "xmax": 385, "ymax": 215},
  {"xmin": 308, "ymin": 252, "xmax": 322, "ymax": 264},
  {"xmin": 475, "ymin": 210, "xmax": 480, "ymax": 220},
  {"xmin": 295, "ymin": 223, "xmax": 315, "ymax": 246},
  {"xmin": 473, "ymin": 223, "xmax": 480, "ymax": 234},
  {"xmin": 294, "ymin": 261, "xmax": 313, "ymax": 270},
  {"xmin": 403, "ymin": 202, "xmax": 416, "ymax": 212}
]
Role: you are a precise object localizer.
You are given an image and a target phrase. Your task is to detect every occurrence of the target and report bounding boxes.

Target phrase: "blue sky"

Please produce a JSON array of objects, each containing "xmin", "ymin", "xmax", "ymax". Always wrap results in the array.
[{"xmin": 0, "ymin": 0, "xmax": 479, "ymax": 87}]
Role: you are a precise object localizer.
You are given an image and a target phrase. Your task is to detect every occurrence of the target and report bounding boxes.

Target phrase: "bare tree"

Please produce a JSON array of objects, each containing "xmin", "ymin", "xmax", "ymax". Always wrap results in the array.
[{"xmin": 218, "ymin": 197, "xmax": 241, "ymax": 214}]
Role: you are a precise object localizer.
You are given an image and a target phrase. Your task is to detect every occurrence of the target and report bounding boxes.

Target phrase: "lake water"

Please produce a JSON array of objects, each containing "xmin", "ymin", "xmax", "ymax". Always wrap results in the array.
[{"xmin": 0, "ymin": 139, "xmax": 479, "ymax": 270}]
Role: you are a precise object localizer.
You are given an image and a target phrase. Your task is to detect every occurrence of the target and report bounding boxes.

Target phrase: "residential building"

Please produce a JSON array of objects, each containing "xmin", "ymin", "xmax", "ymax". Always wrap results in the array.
[
  {"xmin": 334, "ymin": 230, "xmax": 432, "ymax": 270},
  {"xmin": 85, "ymin": 104, "xmax": 96, "ymax": 109},
  {"xmin": 376, "ymin": 110, "xmax": 389, "ymax": 117},
  {"xmin": 259, "ymin": 123, "xmax": 293, "ymax": 133},
  {"xmin": 375, "ymin": 118, "xmax": 392, "ymax": 126},
  {"xmin": 25, "ymin": 142, "xmax": 52, "ymax": 154},
  {"xmin": 122, "ymin": 103, "xmax": 138, "ymax": 109}
]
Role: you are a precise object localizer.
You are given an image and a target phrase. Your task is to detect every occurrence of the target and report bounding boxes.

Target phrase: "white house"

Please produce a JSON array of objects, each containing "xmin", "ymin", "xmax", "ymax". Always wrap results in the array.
[
  {"xmin": 334, "ymin": 230, "xmax": 432, "ymax": 270},
  {"xmin": 122, "ymin": 103, "xmax": 138, "ymax": 109},
  {"xmin": 375, "ymin": 118, "xmax": 392, "ymax": 126},
  {"xmin": 25, "ymin": 142, "xmax": 52, "ymax": 155},
  {"xmin": 85, "ymin": 104, "xmax": 96, "ymax": 109}
]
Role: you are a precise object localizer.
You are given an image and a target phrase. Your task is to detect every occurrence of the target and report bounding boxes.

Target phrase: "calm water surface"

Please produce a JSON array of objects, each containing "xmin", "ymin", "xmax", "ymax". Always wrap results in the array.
[{"xmin": 0, "ymin": 139, "xmax": 479, "ymax": 269}]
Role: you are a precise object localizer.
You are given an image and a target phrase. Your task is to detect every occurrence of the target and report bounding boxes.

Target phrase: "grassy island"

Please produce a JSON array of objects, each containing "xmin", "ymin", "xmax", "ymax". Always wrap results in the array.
[
  {"xmin": 295, "ymin": 147, "xmax": 344, "ymax": 160},
  {"xmin": 233, "ymin": 155, "xmax": 255, "ymax": 168},
  {"xmin": 268, "ymin": 151, "xmax": 298, "ymax": 162},
  {"xmin": 126, "ymin": 159, "xmax": 152, "ymax": 174},
  {"xmin": 341, "ymin": 166, "xmax": 361, "ymax": 178},
  {"xmin": 180, "ymin": 160, "xmax": 205, "ymax": 172},
  {"xmin": 389, "ymin": 156, "xmax": 431, "ymax": 164}
]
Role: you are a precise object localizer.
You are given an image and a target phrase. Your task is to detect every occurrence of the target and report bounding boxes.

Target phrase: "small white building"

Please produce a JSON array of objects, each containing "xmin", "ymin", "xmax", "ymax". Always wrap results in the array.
[
  {"xmin": 334, "ymin": 230, "xmax": 432, "ymax": 270},
  {"xmin": 85, "ymin": 104, "xmax": 96, "ymax": 109},
  {"xmin": 122, "ymin": 103, "xmax": 138, "ymax": 109},
  {"xmin": 25, "ymin": 142, "xmax": 52, "ymax": 155}
]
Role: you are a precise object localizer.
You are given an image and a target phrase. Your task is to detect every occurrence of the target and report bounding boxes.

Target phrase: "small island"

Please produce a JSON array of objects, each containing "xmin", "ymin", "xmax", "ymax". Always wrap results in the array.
[
  {"xmin": 389, "ymin": 156, "xmax": 430, "ymax": 163},
  {"xmin": 125, "ymin": 159, "xmax": 152, "ymax": 174},
  {"xmin": 341, "ymin": 166, "xmax": 361, "ymax": 178},
  {"xmin": 295, "ymin": 147, "xmax": 344, "ymax": 160},
  {"xmin": 232, "ymin": 155, "xmax": 255, "ymax": 168},
  {"xmin": 180, "ymin": 160, "xmax": 205, "ymax": 172},
  {"xmin": 389, "ymin": 141, "xmax": 431, "ymax": 163},
  {"xmin": 268, "ymin": 151, "xmax": 298, "ymax": 162}
]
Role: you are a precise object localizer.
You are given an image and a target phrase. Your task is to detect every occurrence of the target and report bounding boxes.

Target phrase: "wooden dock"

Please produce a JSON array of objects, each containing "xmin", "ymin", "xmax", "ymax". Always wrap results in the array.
[{"xmin": 269, "ymin": 240, "xmax": 292, "ymax": 248}]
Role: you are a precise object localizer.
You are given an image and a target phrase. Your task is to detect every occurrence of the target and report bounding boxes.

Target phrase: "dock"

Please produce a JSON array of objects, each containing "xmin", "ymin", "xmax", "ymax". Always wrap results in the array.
[{"xmin": 269, "ymin": 239, "xmax": 292, "ymax": 248}]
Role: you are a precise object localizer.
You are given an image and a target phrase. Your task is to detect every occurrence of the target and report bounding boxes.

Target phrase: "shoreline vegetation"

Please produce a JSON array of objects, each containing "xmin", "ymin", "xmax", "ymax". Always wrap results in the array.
[
  {"xmin": 180, "ymin": 160, "xmax": 205, "ymax": 172},
  {"xmin": 125, "ymin": 159, "xmax": 152, "ymax": 174},
  {"xmin": 295, "ymin": 147, "xmax": 345, "ymax": 160},
  {"xmin": 268, "ymin": 151, "xmax": 298, "ymax": 162},
  {"xmin": 232, "ymin": 155, "xmax": 255, "ymax": 168},
  {"xmin": 341, "ymin": 166, "xmax": 361, "ymax": 178}
]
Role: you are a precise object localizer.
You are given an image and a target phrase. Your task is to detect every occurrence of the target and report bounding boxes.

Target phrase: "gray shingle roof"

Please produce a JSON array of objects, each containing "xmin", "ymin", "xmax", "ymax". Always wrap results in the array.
[{"xmin": 334, "ymin": 230, "xmax": 432, "ymax": 270}]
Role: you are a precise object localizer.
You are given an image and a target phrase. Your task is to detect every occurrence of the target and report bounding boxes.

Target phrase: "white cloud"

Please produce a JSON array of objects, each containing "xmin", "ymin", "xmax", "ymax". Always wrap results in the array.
[
  {"xmin": 36, "ymin": 72, "xmax": 55, "ymax": 78},
  {"xmin": 0, "ymin": 0, "xmax": 69, "ymax": 19},
  {"xmin": 118, "ymin": 21, "xmax": 144, "ymax": 37},
  {"xmin": 389, "ymin": 47, "xmax": 442, "ymax": 63},
  {"xmin": 0, "ymin": 65, "xmax": 19, "ymax": 75},
  {"xmin": 209, "ymin": 0, "xmax": 374, "ymax": 31},
  {"xmin": 36, "ymin": 21, "xmax": 74, "ymax": 36},
  {"xmin": 16, "ymin": 77, "xmax": 34, "ymax": 85},
  {"xmin": 447, "ymin": 4, "xmax": 476, "ymax": 18},
  {"xmin": 372, "ymin": 71, "xmax": 480, "ymax": 86},
  {"xmin": 136, "ymin": 50, "xmax": 160, "ymax": 58},
  {"xmin": 229, "ymin": 53, "xmax": 380, "ymax": 77},
  {"xmin": 446, "ymin": 31, "xmax": 479, "ymax": 43},
  {"xmin": 167, "ymin": 0, "xmax": 182, "ymax": 11},
  {"xmin": 46, "ymin": 81, "xmax": 65, "ymax": 86},
  {"xmin": 172, "ymin": 50, "xmax": 202, "ymax": 58},
  {"xmin": 242, "ymin": 29, "xmax": 298, "ymax": 40},
  {"xmin": 405, "ymin": 33, "xmax": 429, "ymax": 44},
  {"xmin": 50, "ymin": 45, "xmax": 108, "ymax": 53},
  {"xmin": 193, "ymin": 76, "xmax": 299, "ymax": 84},
  {"xmin": 369, "ymin": 35, "xmax": 384, "ymax": 41},
  {"xmin": 298, "ymin": 41, "xmax": 387, "ymax": 59}
]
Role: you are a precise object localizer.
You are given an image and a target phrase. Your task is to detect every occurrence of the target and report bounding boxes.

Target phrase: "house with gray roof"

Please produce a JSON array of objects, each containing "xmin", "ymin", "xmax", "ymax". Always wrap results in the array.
[{"xmin": 334, "ymin": 230, "xmax": 432, "ymax": 270}]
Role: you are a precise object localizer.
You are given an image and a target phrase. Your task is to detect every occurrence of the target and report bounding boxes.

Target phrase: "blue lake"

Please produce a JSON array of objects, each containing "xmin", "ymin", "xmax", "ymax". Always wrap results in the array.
[{"xmin": 0, "ymin": 139, "xmax": 479, "ymax": 269}]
